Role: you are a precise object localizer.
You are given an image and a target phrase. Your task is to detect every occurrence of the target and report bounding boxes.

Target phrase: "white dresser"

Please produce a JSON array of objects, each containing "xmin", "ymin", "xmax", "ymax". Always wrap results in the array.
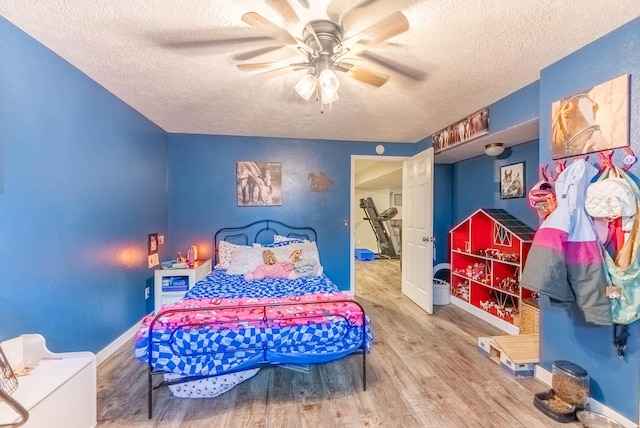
[{"xmin": 0, "ymin": 334, "xmax": 96, "ymax": 428}]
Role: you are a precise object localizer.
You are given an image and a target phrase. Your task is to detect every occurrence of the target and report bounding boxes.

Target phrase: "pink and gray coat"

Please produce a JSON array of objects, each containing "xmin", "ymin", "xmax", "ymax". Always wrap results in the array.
[{"xmin": 521, "ymin": 159, "xmax": 611, "ymax": 325}]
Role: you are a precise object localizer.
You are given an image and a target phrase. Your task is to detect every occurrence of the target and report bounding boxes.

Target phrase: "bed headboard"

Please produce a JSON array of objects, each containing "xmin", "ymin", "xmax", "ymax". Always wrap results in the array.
[{"xmin": 213, "ymin": 219, "xmax": 317, "ymax": 265}]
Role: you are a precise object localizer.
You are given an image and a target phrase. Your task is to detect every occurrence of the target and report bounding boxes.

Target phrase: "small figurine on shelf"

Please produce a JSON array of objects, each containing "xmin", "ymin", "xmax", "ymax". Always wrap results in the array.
[
  {"xmin": 466, "ymin": 265, "xmax": 473, "ymax": 277},
  {"xmin": 480, "ymin": 300, "xmax": 493, "ymax": 311},
  {"xmin": 187, "ymin": 247, "xmax": 195, "ymax": 267}
]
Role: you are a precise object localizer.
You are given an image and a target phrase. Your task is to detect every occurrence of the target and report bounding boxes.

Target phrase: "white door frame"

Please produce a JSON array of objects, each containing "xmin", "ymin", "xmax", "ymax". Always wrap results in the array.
[{"xmin": 349, "ymin": 154, "xmax": 407, "ymax": 294}]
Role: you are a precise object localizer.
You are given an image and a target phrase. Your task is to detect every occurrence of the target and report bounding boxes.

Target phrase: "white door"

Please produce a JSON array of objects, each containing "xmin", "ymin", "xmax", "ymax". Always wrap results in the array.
[{"xmin": 401, "ymin": 148, "xmax": 434, "ymax": 313}]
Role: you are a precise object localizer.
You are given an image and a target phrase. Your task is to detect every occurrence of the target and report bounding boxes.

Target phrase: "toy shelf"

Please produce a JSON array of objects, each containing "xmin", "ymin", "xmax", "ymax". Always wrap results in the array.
[{"xmin": 449, "ymin": 208, "xmax": 535, "ymax": 334}]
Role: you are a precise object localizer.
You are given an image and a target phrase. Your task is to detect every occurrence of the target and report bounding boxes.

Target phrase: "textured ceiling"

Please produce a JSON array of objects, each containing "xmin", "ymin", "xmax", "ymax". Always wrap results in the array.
[{"xmin": 1, "ymin": 1, "xmax": 639, "ymax": 146}]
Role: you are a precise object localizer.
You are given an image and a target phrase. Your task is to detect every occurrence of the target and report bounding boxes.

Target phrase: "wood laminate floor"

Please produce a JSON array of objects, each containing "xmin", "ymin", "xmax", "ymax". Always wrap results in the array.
[{"xmin": 97, "ymin": 260, "xmax": 577, "ymax": 427}]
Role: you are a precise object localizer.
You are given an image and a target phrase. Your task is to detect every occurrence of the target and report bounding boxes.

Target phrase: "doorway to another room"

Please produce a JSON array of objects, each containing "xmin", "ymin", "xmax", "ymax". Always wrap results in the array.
[
  {"xmin": 352, "ymin": 157, "xmax": 404, "ymax": 266},
  {"xmin": 351, "ymin": 150, "xmax": 436, "ymax": 315}
]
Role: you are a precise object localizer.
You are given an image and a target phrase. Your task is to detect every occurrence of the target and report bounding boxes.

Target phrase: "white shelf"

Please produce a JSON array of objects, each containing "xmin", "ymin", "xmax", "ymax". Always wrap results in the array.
[
  {"xmin": 154, "ymin": 258, "xmax": 212, "ymax": 312},
  {"xmin": 434, "ymin": 118, "xmax": 539, "ymax": 164},
  {"xmin": 451, "ymin": 296, "xmax": 520, "ymax": 335}
]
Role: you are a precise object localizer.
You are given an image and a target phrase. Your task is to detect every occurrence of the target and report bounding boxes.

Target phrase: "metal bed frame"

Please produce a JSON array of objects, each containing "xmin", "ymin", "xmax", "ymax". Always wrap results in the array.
[
  {"xmin": 145, "ymin": 220, "xmax": 369, "ymax": 419},
  {"xmin": 213, "ymin": 219, "xmax": 318, "ymax": 264}
]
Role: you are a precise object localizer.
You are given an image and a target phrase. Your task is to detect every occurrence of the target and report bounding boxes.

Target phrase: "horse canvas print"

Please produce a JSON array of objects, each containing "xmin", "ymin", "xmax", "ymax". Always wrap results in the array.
[
  {"xmin": 236, "ymin": 161, "xmax": 282, "ymax": 206},
  {"xmin": 432, "ymin": 108, "xmax": 489, "ymax": 153},
  {"xmin": 500, "ymin": 162, "xmax": 525, "ymax": 199},
  {"xmin": 551, "ymin": 74, "xmax": 629, "ymax": 159}
]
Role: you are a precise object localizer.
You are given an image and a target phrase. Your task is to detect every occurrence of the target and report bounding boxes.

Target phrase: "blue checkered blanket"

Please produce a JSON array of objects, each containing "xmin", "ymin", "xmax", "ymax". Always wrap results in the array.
[
  {"xmin": 185, "ymin": 269, "xmax": 343, "ymax": 299},
  {"xmin": 134, "ymin": 270, "xmax": 373, "ymax": 377}
]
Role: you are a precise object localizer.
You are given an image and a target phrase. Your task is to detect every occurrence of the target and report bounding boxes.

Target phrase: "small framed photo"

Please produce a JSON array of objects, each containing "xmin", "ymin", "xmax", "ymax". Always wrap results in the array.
[
  {"xmin": 500, "ymin": 162, "xmax": 525, "ymax": 199},
  {"xmin": 148, "ymin": 233, "xmax": 158, "ymax": 256}
]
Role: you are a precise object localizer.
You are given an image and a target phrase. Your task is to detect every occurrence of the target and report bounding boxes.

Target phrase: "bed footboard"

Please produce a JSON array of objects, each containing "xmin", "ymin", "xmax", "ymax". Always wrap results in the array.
[{"xmin": 140, "ymin": 297, "xmax": 371, "ymax": 418}]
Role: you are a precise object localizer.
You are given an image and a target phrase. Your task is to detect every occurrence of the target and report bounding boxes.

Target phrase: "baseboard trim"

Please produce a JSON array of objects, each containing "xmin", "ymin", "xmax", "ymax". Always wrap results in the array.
[
  {"xmin": 535, "ymin": 366, "xmax": 637, "ymax": 428},
  {"xmin": 96, "ymin": 322, "xmax": 140, "ymax": 366}
]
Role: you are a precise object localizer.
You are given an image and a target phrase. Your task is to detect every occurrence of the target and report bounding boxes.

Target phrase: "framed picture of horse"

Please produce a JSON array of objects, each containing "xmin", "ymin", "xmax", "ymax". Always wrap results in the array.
[
  {"xmin": 432, "ymin": 108, "xmax": 489, "ymax": 153},
  {"xmin": 551, "ymin": 74, "xmax": 629, "ymax": 159},
  {"xmin": 236, "ymin": 161, "xmax": 282, "ymax": 206},
  {"xmin": 500, "ymin": 162, "xmax": 525, "ymax": 199}
]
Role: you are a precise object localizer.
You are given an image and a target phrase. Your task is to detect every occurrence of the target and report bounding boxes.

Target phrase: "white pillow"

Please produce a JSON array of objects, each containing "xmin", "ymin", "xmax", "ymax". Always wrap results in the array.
[
  {"xmin": 272, "ymin": 241, "xmax": 323, "ymax": 276},
  {"xmin": 273, "ymin": 235, "xmax": 306, "ymax": 244},
  {"xmin": 226, "ymin": 246, "xmax": 265, "ymax": 275},
  {"xmin": 216, "ymin": 241, "xmax": 250, "ymax": 269}
]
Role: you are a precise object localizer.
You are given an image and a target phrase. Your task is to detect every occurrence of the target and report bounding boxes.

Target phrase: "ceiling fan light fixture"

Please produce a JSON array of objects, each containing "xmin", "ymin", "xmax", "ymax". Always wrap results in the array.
[
  {"xmin": 484, "ymin": 142, "xmax": 505, "ymax": 157},
  {"xmin": 319, "ymin": 68, "xmax": 340, "ymax": 96},
  {"xmin": 295, "ymin": 73, "xmax": 317, "ymax": 100},
  {"xmin": 320, "ymin": 88, "xmax": 339, "ymax": 104}
]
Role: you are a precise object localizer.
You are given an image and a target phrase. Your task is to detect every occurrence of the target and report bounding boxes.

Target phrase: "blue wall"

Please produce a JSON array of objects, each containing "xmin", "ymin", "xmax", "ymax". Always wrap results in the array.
[
  {"xmin": 452, "ymin": 140, "xmax": 540, "ymax": 228},
  {"xmin": 444, "ymin": 81, "xmax": 541, "ymax": 241},
  {"xmin": 537, "ymin": 17, "xmax": 640, "ymax": 421},
  {"xmin": 166, "ymin": 134, "xmax": 418, "ymax": 290},
  {"xmin": 490, "ymin": 81, "xmax": 540, "ymax": 131},
  {"xmin": 433, "ymin": 163, "xmax": 453, "ymax": 263},
  {"xmin": 0, "ymin": 17, "xmax": 168, "ymax": 353}
]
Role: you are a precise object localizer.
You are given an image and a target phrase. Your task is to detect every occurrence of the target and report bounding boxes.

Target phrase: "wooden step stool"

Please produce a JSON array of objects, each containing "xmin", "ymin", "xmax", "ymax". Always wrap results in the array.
[{"xmin": 478, "ymin": 334, "xmax": 539, "ymax": 377}]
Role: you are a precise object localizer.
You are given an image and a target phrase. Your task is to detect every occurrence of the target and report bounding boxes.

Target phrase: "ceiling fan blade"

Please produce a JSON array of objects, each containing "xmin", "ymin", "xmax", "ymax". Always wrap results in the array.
[
  {"xmin": 237, "ymin": 61, "xmax": 286, "ymax": 71},
  {"xmin": 336, "ymin": 63, "xmax": 390, "ymax": 87},
  {"xmin": 337, "ymin": 0, "xmax": 379, "ymax": 25},
  {"xmin": 257, "ymin": 64, "xmax": 310, "ymax": 79},
  {"xmin": 241, "ymin": 12, "xmax": 298, "ymax": 45},
  {"xmin": 340, "ymin": 11, "xmax": 409, "ymax": 51},
  {"xmin": 157, "ymin": 36, "xmax": 276, "ymax": 51},
  {"xmin": 267, "ymin": 0, "xmax": 301, "ymax": 25},
  {"xmin": 232, "ymin": 45, "xmax": 288, "ymax": 61},
  {"xmin": 357, "ymin": 51, "xmax": 427, "ymax": 81},
  {"xmin": 237, "ymin": 60, "xmax": 308, "ymax": 72},
  {"xmin": 242, "ymin": 12, "xmax": 314, "ymax": 57}
]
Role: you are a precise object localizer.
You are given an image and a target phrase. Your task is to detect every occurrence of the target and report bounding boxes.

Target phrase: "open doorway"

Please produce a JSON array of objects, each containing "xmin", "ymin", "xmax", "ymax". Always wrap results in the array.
[{"xmin": 350, "ymin": 155, "xmax": 404, "ymax": 293}]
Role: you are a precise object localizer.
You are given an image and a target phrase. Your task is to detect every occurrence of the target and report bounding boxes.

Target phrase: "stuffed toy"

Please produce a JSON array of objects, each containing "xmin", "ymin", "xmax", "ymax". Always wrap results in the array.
[
  {"xmin": 263, "ymin": 249, "xmax": 277, "ymax": 265},
  {"xmin": 289, "ymin": 249, "xmax": 303, "ymax": 263},
  {"xmin": 245, "ymin": 249, "xmax": 296, "ymax": 281},
  {"xmin": 288, "ymin": 249, "xmax": 319, "ymax": 277}
]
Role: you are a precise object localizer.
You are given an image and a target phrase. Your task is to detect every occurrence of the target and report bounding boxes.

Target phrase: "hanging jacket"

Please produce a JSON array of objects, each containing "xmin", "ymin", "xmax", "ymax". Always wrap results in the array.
[{"xmin": 521, "ymin": 159, "xmax": 612, "ymax": 325}]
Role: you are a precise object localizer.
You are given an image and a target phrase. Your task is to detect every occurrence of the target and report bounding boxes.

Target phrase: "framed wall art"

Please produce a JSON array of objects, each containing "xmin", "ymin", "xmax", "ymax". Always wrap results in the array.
[
  {"xmin": 551, "ymin": 74, "xmax": 629, "ymax": 159},
  {"xmin": 432, "ymin": 108, "xmax": 489, "ymax": 153},
  {"xmin": 236, "ymin": 161, "xmax": 282, "ymax": 206},
  {"xmin": 500, "ymin": 162, "xmax": 525, "ymax": 199},
  {"xmin": 147, "ymin": 232, "xmax": 159, "ymax": 268}
]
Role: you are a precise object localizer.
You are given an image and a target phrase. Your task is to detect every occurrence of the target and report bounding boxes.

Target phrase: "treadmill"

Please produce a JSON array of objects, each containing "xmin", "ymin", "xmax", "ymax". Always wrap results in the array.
[{"xmin": 359, "ymin": 197, "xmax": 401, "ymax": 259}]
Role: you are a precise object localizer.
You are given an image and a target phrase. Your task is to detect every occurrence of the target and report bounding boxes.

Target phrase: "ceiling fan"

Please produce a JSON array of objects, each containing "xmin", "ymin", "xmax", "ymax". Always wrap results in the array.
[{"xmin": 235, "ymin": 0, "xmax": 411, "ymax": 108}]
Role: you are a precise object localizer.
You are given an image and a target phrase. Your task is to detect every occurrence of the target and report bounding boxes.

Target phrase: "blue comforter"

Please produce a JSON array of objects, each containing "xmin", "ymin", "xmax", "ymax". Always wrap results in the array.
[{"xmin": 135, "ymin": 269, "xmax": 372, "ymax": 376}]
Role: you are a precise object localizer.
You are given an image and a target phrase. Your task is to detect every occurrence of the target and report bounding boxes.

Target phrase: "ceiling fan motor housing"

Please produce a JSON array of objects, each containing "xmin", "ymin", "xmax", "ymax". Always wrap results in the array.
[{"xmin": 303, "ymin": 20, "xmax": 344, "ymax": 57}]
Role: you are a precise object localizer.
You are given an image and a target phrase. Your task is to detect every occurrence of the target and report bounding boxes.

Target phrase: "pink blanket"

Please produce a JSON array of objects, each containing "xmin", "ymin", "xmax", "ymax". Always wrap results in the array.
[{"xmin": 138, "ymin": 293, "xmax": 365, "ymax": 334}]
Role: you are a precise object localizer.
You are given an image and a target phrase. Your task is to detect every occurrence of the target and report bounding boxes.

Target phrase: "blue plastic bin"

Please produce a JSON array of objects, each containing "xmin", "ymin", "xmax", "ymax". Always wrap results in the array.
[{"xmin": 355, "ymin": 248, "xmax": 376, "ymax": 261}]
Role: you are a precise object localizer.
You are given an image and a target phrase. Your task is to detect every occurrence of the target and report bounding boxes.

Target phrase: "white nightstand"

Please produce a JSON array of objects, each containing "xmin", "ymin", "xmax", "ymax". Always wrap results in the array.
[{"xmin": 154, "ymin": 258, "xmax": 212, "ymax": 312}]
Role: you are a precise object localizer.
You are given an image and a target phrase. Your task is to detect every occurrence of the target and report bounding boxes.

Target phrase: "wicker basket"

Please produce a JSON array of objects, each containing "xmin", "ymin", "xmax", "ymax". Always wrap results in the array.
[{"xmin": 520, "ymin": 298, "xmax": 539, "ymax": 335}]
